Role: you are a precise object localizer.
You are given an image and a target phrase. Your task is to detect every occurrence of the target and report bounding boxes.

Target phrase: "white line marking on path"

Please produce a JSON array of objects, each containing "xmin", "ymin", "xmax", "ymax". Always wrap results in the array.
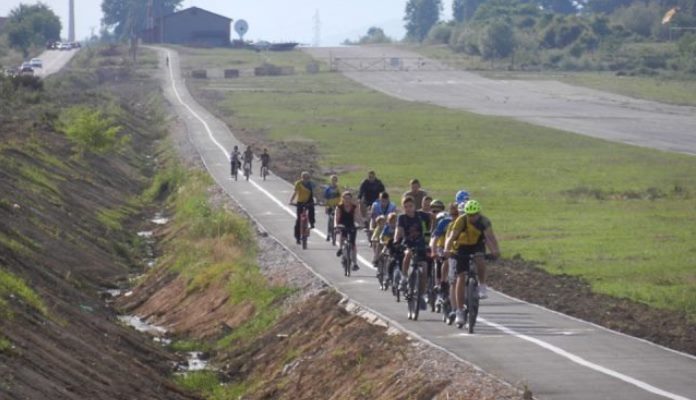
[{"xmin": 163, "ymin": 48, "xmax": 692, "ymax": 400}]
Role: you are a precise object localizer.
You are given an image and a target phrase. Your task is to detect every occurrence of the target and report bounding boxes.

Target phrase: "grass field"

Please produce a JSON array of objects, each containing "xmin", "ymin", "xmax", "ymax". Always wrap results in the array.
[
  {"xmin": 177, "ymin": 46, "xmax": 696, "ymax": 320},
  {"xmin": 412, "ymin": 45, "xmax": 696, "ymax": 107}
]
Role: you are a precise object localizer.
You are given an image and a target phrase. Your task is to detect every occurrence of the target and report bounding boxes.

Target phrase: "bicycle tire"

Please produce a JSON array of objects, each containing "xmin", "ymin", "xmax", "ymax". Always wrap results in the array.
[
  {"xmin": 467, "ymin": 277, "xmax": 479, "ymax": 334},
  {"xmin": 413, "ymin": 268, "xmax": 421, "ymax": 321}
]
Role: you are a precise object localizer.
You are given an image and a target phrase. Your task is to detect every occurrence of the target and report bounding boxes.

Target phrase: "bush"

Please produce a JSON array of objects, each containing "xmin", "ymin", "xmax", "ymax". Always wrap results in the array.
[
  {"xmin": 480, "ymin": 20, "xmax": 516, "ymax": 60},
  {"xmin": 449, "ymin": 25, "xmax": 482, "ymax": 54},
  {"xmin": 612, "ymin": 3, "xmax": 661, "ymax": 38},
  {"xmin": 426, "ymin": 23, "xmax": 454, "ymax": 45},
  {"xmin": 57, "ymin": 106, "xmax": 124, "ymax": 154}
]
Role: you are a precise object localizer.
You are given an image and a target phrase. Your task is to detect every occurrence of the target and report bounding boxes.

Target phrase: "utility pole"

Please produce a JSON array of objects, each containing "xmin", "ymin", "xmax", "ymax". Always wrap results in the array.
[
  {"xmin": 68, "ymin": 0, "xmax": 75, "ymax": 42},
  {"xmin": 312, "ymin": 9, "xmax": 321, "ymax": 47}
]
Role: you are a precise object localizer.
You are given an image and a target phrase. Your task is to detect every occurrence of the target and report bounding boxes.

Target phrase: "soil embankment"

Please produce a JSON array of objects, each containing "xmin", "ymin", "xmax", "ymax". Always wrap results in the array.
[{"xmin": 0, "ymin": 47, "xmax": 195, "ymax": 399}]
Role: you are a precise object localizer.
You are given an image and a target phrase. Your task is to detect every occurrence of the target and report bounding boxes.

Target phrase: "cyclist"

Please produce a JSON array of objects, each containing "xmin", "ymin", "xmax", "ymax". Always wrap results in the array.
[
  {"xmin": 402, "ymin": 179, "xmax": 428, "ymax": 211},
  {"xmin": 324, "ymin": 175, "xmax": 341, "ymax": 242},
  {"xmin": 289, "ymin": 171, "xmax": 316, "ymax": 244},
  {"xmin": 394, "ymin": 196, "xmax": 431, "ymax": 309},
  {"xmin": 230, "ymin": 145, "xmax": 241, "ymax": 176},
  {"xmin": 335, "ymin": 191, "xmax": 361, "ymax": 271},
  {"xmin": 455, "ymin": 189, "xmax": 470, "ymax": 206},
  {"xmin": 260, "ymin": 148, "xmax": 270, "ymax": 175},
  {"xmin": 381, "ymin": 212, "xmax": 400, "ymax": 279},
  {"xmin": 242, "ymin": 146, "xmax": 254, "ymax": 175},
  {"xmin": 444, "ymin": 200, "xmax": 500, "ymax": 326},
  {"xmin": 370, "ymin": 192, "xmax": 396, "ymax": 262},
  {"xmin": 430, "ymin": 202, "xmax": 458, "ymax": 315},
  {"xmin": 358, "ymin": 171, "xmax": 385, "ymax": 230}
]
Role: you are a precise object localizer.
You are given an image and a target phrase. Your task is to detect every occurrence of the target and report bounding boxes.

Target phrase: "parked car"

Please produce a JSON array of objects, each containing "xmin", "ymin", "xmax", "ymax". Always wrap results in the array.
[
  {"xmin": 20, "ymin": 65, "xmax": 34, "ymax": 76},
  {"xmin": 30, "ymin": 58, "xmax": 43, "ymax": 68},
  {"xmin": 58, "ymin": 42, "xmax": 70, "ymax": 51}
]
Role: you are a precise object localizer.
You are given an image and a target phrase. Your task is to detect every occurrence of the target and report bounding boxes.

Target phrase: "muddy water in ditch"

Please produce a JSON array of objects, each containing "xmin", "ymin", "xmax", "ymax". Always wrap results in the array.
[{"xmin": 113, "ymin": 212, "xmax": 212, "ymax": 374}]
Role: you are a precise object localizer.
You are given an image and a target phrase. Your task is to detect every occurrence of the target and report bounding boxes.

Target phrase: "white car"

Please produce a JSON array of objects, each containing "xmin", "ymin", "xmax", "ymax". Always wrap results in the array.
[{"xmin": 30, "ymin": 58, "xmax": 43, "ymax": 68}]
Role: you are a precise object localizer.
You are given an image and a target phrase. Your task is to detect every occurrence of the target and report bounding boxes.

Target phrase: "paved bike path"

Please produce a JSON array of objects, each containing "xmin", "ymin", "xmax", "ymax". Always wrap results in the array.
[
  {"xmin": 154, "ymin": 47, "xmax": 696, "ymax": 400},
  {"xmin": 305, "ymin": 46, "xmax": 696, "ymax": 156}
]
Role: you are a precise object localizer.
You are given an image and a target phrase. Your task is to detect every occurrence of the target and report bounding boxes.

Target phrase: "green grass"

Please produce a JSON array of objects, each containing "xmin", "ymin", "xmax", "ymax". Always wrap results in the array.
[
  {"xmin": 0, "ymin": 267, "xmax": 47, "ymax": 317},
  {"xmin": 0, "ymin": 336, "xmax": 11, "ymax": 353},
  {"xmin": 169, "ymin": 339, "xmax": 211, "ymax": 353},
  {"xmin": 97, "ymin": 207, "xmax": 127, "ymax": 231},
  {"xmin": 181, "ymin": 48, "xmax": 696, "ymax": 320}
]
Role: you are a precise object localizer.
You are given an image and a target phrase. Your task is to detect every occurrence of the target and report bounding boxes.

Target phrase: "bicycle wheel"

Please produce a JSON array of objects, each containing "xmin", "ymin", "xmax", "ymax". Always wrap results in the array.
[
  {"xmin": 467, "ymin": 278, "xmax": 479, "ymax": 334},
  {"xmin": 412, "ymin": 268, "xmax": 421, "ymax": 321}
]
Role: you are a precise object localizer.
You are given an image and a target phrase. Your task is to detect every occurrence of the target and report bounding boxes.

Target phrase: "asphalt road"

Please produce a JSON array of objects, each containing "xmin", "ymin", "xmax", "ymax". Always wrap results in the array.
[
  {"xmin": 304, "ymin": 46, "xmax": 696, "ymax": 156},
  {"xmin": 154, "ymin": 47, "xmax": 696, "ymax": 400},
  {"xmin": 32, "ymin": 48, "xmax": 78, "ymax": 78}
]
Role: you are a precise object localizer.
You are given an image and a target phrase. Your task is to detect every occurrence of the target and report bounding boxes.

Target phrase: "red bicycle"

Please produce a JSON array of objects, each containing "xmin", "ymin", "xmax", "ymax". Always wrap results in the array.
[{"xmin": 291, "ymin": 203, "xmax": 311, "ymax": 249}]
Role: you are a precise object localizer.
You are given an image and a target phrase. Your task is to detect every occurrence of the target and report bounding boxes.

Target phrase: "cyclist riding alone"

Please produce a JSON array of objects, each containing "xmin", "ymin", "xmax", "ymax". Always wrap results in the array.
[
  {"xmin": 444, "ymin": 199, "xmax": 500, "ymax": 326},
  {"xmin": 394, "ymin": 196, "xmax": 432, "ymax": 302},
  {"xmin": 260, "ymin": 148, "xmax": 270, "ymax": 174},
  {"xmin": 335, "ymin": 191, "xmax": 362, "ymax": 271},
  {"xmin": 242, "ymin": 146, "xmax": 254, "ymax": 174},
  {"xmin": 289, "ymin": 171, "xmax": 316, "ymax": 245},
  {"xmin": 230, "ymin": 145, "xmax": 241, "ymax": 175},
  {"xmin": 403, "ymin": 179, "xmax": 428, "ymax": 211},
  {"xmin": 358, "ymin": 171, "xmax": 385, "ymax": 230},
  {"xmin": 323, "ymin": 175, "xmax": 341, "ymax": 241}
]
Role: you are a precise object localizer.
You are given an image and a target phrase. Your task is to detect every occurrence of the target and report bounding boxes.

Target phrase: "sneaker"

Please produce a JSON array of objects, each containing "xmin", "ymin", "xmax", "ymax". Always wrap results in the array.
[
  {"xmin": 455, "ymin": 309, "xmax": 465, "ymax": 326},
  {"xmin": 399, "ymin": 280, "xmax": 408, "ymax": 293},
  {"xmin": 325, "ymin": 236, "xmax": 330, "ymax": 242},
  {"xmin": 352, "ymin": 263, "xmax": 360, "ymax": 271},
  {"xmin": 310, "ymin": 224, "xmax": 315, "ymax": 229},
  {"xmin": 296, "ymin": 239, "xmax": 301, "ymax": 245},
  {"xmin": 336, "ymin": 249, "xmax": 342, "ymax": 257},
  {"xmin": 478, "ymin": 284, "xmax": 488, "ymax": 300}
]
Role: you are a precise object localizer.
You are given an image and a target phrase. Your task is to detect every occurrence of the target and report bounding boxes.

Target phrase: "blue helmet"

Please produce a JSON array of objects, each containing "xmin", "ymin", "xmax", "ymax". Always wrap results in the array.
[{"xmin": 455, "ymin": 190, "xmax": 470, "ymax": 205}]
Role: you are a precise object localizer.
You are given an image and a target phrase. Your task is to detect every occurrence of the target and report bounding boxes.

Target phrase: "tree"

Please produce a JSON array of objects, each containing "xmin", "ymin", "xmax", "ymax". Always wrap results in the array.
[
  {"xmin": 58, "ymin": 106, "xmax": 124, "ymax": 155},
  {"xmin": 358, "ymin": 27, "xmax": 392, "ymax": 44},
  {"xmin": 405, "ymin": 0, "xmax": 443, "ymax": 42},
  {"xmin": 454, "ymin": 0, "xmax": 486, "ymax": 22},
  {"xmin": 101, "ymin": 0, "xmax": 182, "ymax": 39},
  {"xmin": 5, "ymin": 3, "xmax": 61, "ymax": 57},
  {"xmin": 480, "ymin": 19, "xmax": 516, "ymax": 60},
  {"xmin": 539, "ymin": 0, "xmax": 578, "ymax": 14}
]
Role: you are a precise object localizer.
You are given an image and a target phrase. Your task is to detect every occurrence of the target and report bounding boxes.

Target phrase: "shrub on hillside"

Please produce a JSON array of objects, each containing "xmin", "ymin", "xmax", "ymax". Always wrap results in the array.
[{"xmin": 57, "ymin": 106, "xmax": 124, "ymax": 155}]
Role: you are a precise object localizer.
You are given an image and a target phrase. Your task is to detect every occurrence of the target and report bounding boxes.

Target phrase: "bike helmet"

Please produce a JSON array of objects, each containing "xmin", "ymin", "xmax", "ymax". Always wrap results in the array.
[
  {"xmin": 431, "ymin": 199, "xmax": 445, "ymax": 211},
  {"xmin": 463, "ymin": 199, "xmax": 481, "ymax": 214},
  {"xmin": 455, "ymin": 190, "xmax": 470, "ymax": 205}
]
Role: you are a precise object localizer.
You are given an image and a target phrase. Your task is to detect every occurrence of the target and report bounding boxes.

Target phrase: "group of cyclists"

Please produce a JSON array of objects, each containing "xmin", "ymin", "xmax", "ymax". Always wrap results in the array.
[
  {"xmin": 230, "ymin": 145, "xmax": 271, "ymax": 179},
  {"xmin": 288, "ymin": 169, "xmax": 501, "ymax": 328},
  {"xmin": 228, "ymin": 149, "xmax": 501, "ymax": 328}
]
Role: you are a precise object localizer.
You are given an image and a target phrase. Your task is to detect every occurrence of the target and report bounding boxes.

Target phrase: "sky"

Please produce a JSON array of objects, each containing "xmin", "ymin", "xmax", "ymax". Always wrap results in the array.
[{"xmin": 0, "ymin": 0, "xmax": 455, "ymax": 45}]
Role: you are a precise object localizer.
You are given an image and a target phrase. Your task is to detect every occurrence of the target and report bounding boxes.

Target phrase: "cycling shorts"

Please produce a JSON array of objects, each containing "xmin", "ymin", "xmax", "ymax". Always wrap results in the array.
[{"xmin": 455, "ymin": 244, "xmax": 486, "ymax": 275}]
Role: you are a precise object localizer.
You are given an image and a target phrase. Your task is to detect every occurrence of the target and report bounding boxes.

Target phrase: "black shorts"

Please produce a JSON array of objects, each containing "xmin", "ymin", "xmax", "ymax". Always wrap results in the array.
[{"xmin": 456, "ymin": 245, "xmax": 486, "ymax": 275}]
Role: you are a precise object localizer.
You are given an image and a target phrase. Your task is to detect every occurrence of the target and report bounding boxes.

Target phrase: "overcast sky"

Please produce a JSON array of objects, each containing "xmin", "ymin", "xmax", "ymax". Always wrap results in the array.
[{"xmin": 0, "ymin": 0, "xmax": 454, "ymax": 45}]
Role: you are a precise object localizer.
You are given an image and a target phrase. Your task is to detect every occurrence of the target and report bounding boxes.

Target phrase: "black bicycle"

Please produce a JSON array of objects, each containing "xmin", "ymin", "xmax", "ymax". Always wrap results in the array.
[
  {"xmin": 389, "ymin": 245, "xmax": 404, "ymax": 302},
  {"xmin": 375, "ymin": 246, "xmax": 390, "ymax": 291},
  {"xmin": 243, "ymin": 161, "xmax": 251, "ymax": 181},
  {"xmin": 230, "ymin": 159, "xmax": 240, "ymax": 181},
  {"xmin": 336, "ymin": 225, "xmax": 354, "ymax": 277},
  {"xmin": 406, "ymin": 248, "xmax": 428, "ymax": 321},
  {"xmin": 326, "ymin": 206, "xmax": 336, "ymax": 245},
  {"xmin": 458, "ymin": 253, "xmax": 494, "ymax": 333},
  {"xmin": 260, "ymin": 164, "xmax": 269, "ymax": 181}
]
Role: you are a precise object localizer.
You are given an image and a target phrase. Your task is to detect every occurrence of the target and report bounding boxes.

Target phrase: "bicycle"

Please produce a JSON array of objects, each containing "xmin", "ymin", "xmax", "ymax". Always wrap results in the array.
[
  {"xmin": 291, "ymin": 203, "xmax": 311, "ymax": 250},
  {"xmin": 424, "ymin": 250, "xmax": 438, "ymax": 313},
  {"xmin": 389, "ymin": 245, "xmax": 404, "ymax": 302},
  {"xmin": 375, "ymin": 246, "xmax": 390, "ymax": 291},
  {"xmin": 243, "ymin": 161, "xmax": 251, "ymax": 181},
  {"xmin": 230, "ymin": 159, "xmax": 239, "ymax": 181},
  {"xmin": 260, "ymin": 164, "xmax": 269, "ymax": 181},
  {"xmin": 326, "ymin": 206, "xmax": 336, "ymax": 245},
  {"xmin": 335, "ymin": 225, "xmax": 354, "ymax": 277},
  {"xmin": 458, "ymin": 253, "xmax": 494, "ymax": 333},
  {"xmin": 406, "ymin": 248, "xmax": 427, "ymax": 321}
]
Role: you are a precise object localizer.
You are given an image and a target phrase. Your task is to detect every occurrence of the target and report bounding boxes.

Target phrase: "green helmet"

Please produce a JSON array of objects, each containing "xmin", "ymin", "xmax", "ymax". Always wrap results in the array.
[
  {"xmin": 431, "ymin": 199, "xmax": 445, "ymax": 211},
  {"xmin": 464, "ymin": 199, "xmax": 481, "ymax": 214}
]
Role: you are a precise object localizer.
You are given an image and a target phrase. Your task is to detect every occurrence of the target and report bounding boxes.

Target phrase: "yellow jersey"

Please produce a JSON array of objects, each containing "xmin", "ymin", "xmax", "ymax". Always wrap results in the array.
[{"xmin": 294, "ymin": 180, "xmax": 314, "ymax": 203}]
